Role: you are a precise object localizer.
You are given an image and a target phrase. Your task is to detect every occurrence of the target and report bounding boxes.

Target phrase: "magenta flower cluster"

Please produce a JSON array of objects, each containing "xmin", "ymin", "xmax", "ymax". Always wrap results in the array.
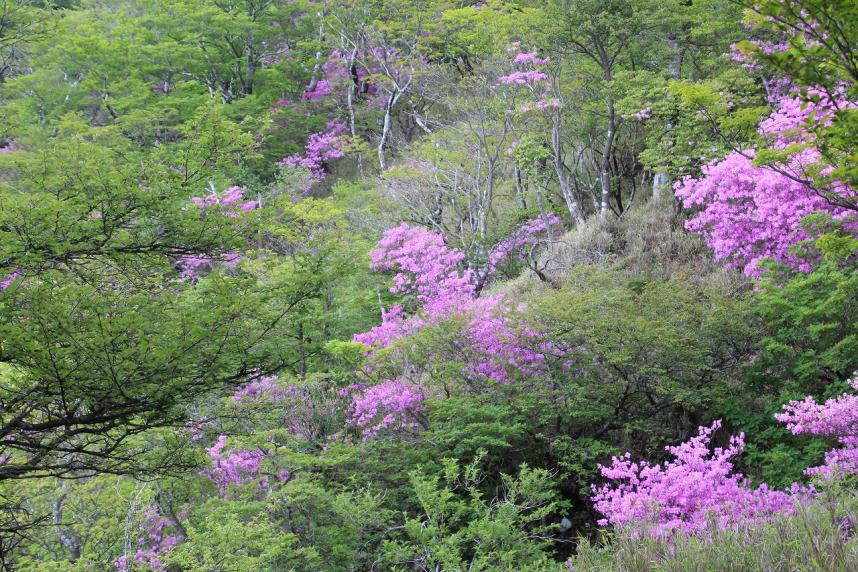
[
  {"xmin": 675, "ymin": 91, "xmax": 855, "ymax": 276},
  {"xmin": 776, "ymin": 374, "xmax": 858, "ymax": 479},
  {"xmin": 499, "ymin": 45, "xmax": 559, "ymax": 113},
  {"xmin": 368, "ymin": 223, "xmax": 476, "ymax": 307},
  {"xmin": 189, "ymin": 185, "xmax": 257, "ymax": 214},
  {"xmin": 592, "ymin": 421, "xmax": 807, "ymax": 538},
  {"xmin": 115, "ymin": 507, "xmax": 182, "ymax": 571},
  {"xmin": 230, "ymin": 375, "xmax": 296, "ymax": 404},
  {"xmin": 488, "ymin": 214, "xmax": 560, "ymax": 272},
  {"xmin": 278, "ymin": 120, "xmax": 347, "ymax": 181},
  {"xmin": 592, "ymin": 372, "xmax": 858, "ymax": 537},
  {"xmin": 175, "ymin": 186, "xmax": 256, "ymax": 279},
  {"xmin": 349, "ymin": 224, "xmax": 555, "ymax": 436},
  {"xmin": 347, "ymin": 379, "xmax": 426, "ymax": 439},
  {"xmin": 0, "ymin": 270, "xmax": 20, "ymax": 291},
  {"xmin": 202, "ymin": 435, "xmax": 268, "ymax": 498}
]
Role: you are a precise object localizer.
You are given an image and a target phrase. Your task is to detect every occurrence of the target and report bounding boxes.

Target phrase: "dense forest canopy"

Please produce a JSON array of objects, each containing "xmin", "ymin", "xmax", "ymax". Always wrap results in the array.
[{"xmin": 0, "ymin": 0, "xmax": 855, "ymax": 570}]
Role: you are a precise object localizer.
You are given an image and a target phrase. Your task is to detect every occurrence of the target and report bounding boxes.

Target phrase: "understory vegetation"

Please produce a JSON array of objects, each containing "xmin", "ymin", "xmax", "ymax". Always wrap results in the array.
[{"xmin": 0, "ymin": 0, "xmax": 855, "ymax": 570}]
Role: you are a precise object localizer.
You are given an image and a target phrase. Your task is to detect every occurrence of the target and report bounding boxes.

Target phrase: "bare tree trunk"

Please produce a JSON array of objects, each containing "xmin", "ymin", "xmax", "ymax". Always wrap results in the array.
[
  {"xmin": 54, "ymin": 481, "xmax": 81, "ymax": 560},
  {"xmin": 377, "ymin": 91, "xmax": 398, "ymax": 171},
  {"xmin": 346, "ymin": 47, "xmax": 364, "ymax": 176},
  {"xmin": 514, "ymin": 165, "xmax": 527, "ymax": 210},
  {"xmin": 244, "ymin": 34, "xmax": 254, "ymax": 95},
  {"xmin": 653, "ymin": 36, "xmax": 682, "ymax": 201},
  {"xmin": 552, "ymin": 111, "xmax": 585, "ymax": 225},
  {"xmin": 306, "ymin": 8, "xmax": 327, "ymax": 92},
  {"xmin": 600, "ymin": 99, "xmax": 616, "ymax": 217}
]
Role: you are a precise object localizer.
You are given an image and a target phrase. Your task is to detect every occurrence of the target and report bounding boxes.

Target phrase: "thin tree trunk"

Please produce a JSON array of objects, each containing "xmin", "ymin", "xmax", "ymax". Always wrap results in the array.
[
  {"xmin": 244, "ymin": 34, "xmax": 254, "ymax": 95},
  {"xmin": 347, "ymin": 48, "xmax": 364, "ymax": 176},
  {"xmin": 653, "ymin": 36, "xmax": 682, "ymax": 201},
  {"xmin": 377, "ymin": 92, "xmax": 396, "ymax": 171},
  {"xmin": 552, "ymin": 111, "xmax": 585, "ymax": 225},
  {"xmin": 600, "ymin": 99, "xmax": 616, "ymax": 217},
  {"xmin": 306, "ymin": 8, "xmax": 327, "ymax": 92}
]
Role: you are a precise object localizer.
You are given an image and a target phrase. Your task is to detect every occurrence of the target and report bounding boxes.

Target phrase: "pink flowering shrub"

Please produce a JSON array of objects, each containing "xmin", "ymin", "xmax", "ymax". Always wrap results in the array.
[
  {"xmin": 498, "ymin": 70, "xmax": 549, "ymax": 85},
  {"xmin": 0, "ymin": 270, "xmax": 20, "ymax": 291},
  {"xmin": 369, "ymin": 223, "xmax": 476, "ymax": 306},
  {"xmin": 278, "ymin": 121, "xmax": 347, "ymax": 181},
  {"xmin": 175, "ymin": 251, "xmax": 242, "ymax": 280},
  {"xmin": 776, "ymin": 374, "xmax": 858, "ymax": 479},
  {"xmin": 592, "ymin": 421, "xmax": 805, "ymax": 538},
  {"xmin": 675, "ymin": 150, "xmax": 841, "ymax": 275},
  {"xmin": 462, "ymin": 295, "xmax": 548, "ymax": 384},
  {"xmin": 349, "ymin": 224, "xmax": 554, "ymax": 437},
  {"xmin": 352, "ymin": 305, "xmax": 421, "ymax": 349},
  {"xmin": 676, "ymin": 91, "xmax": 855, "ymax": 276},
  {"xmin": 202, "ymin": 435, "xmax": 268, "ymax": 498},
  {"xmin": 230, "ymin": 375, "xmax": 295, "ymax": 404},
  {"xmin": 189, "ymin": 185, "xmax": 257, "ymax": 215},
  {"xmin": 498, "ymin": 45, "xmax": 558, "ymax": 113},
  {"xmin": 115, "ymin": 508, "xmax": 182, "ymax": 571},
  {"xmin": 347, "ymin": 379, "xmax": 426, "ymax": 438},
  {"xmin": 175, "ymin": 185, "xmax": 257, "ymax": 278},
  {"xmin": 301, "ymin": 79, "xmax": 332, "ymax": 101},
  {"xmin": 0, "ymin": 139, "xmax": 18, "ymax": 153}
]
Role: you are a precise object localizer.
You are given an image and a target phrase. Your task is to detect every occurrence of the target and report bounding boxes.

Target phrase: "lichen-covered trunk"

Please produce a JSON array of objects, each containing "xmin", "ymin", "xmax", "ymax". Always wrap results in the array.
[
  {"xmin": 600, "ymin": 100, "xmax": 616, "ymax": 217},
  {"xmin": 552, "ymin": 111, "xmax": 585, "ymax": 225}
]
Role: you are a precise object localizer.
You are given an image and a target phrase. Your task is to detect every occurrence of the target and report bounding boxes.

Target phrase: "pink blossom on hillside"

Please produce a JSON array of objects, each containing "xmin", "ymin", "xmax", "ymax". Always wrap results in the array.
[
  {"xmin": 231, "ymin": 375, "xmax": 294, "ymax": 404},
  {"xmin": 514, "ymin": 52, "xmax": 550, "ymax": 66},
  {"xmin": 675, "ymin": 149, "xmax": 846, "ymax": 275},
  {"xmin": 302, "ymin": 79, "xmax": 332, "ymax": 100},
  {"xmin": 202, "ymin": 435, "xmax": 268, "ymax": 498},
  {"xmin": 463, "ymin": 294, "xmax": 547, "ymax": 383},
  {"xmin": 175, "ymin": 251, "xmax": 244, "ymax": 280},
  {"xmin": 633, "ymin": 108, "xmax": 652, "ymax": 121},
  {"xmin": 1, "ymin": 270, "xmax": 20, "ymax": 291},
  {"xmin": 348, "ymin": 379, "xmax": 426, "ymax": 438},
  {"xmin": 0, "ymin": 139, "xmax": 19, "ymax": 153},
  {"xmin": 279, "ymin": 121, "xmax": 347, "ymax": 181},
  {"xmin": 352, "ymin": 305, "xmax": 422, "ymax": 349},
  {"xmin": 369, "ymin": 223, "xmax": 476, "ymax": 304},
  {"xmin": 115, "ymin": 508, "xmax": 182, "ymax": 571},
  {"xmin": 758, "ymin": 89, "xmax": 851, "ymax": 147},
  {"xmin": 488, "ymin": 214, "xmax": 560, "ymax": 272},
  {"xmin": 592, "ymin": 421, "xmax": 805, "ymax": 538},
  {"xmin": 352, "ymin": 224, "xmax": 475, "ymax": 351},
  {"xmin": 189, "ymin": 186, "xmax": 258, "ymax": 215},
  {"xmin": 776, "ymin": 375, "xmax": 858, "ymax": 479},
  {"xmin": 349, "ymin": 224, "xmax": 556, "ymax": 436},
  {"xmin": 675, "ymin": 92, "xmax": 855, "ymax": 276},
  {"xmin": 499, "ymin": 70, "xmax": 549, "ymax": 85}
]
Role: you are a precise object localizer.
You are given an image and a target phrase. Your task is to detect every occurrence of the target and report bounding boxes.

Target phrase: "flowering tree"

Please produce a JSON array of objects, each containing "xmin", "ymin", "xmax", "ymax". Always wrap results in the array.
[
  {"xmin": 348, "ymin": 223, "xmax": 555, "ymax": 437},
  {"xmin": 278, "ymin": 121, "xmax": 348, "ymax": 183},
  {"xmin": 500, "ymin": 45, "xmax": 590, "ymax": 225}
]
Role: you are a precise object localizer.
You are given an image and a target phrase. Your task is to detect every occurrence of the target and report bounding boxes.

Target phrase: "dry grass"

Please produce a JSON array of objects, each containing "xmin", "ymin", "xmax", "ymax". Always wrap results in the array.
[{"xmin": 569, "ymin": 490, "xmax": 858, "ymax": 572}]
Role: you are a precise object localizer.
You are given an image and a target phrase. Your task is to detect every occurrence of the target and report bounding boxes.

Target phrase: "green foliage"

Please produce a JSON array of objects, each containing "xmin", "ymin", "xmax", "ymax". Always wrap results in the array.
[
  {"xmin": 0, "ymin": 0, "xmax": 853, "ymax": 569},
  {"xmin": 383, "ymin": 454, "xmax": 562, "ymax": 571},
  {"xmin": 167, "ymin": 501, "xmax": 320, "ymax": 571},
  {"xmin": 755, "ymin": 226, "xmax": 858, "ymax": 390}
]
